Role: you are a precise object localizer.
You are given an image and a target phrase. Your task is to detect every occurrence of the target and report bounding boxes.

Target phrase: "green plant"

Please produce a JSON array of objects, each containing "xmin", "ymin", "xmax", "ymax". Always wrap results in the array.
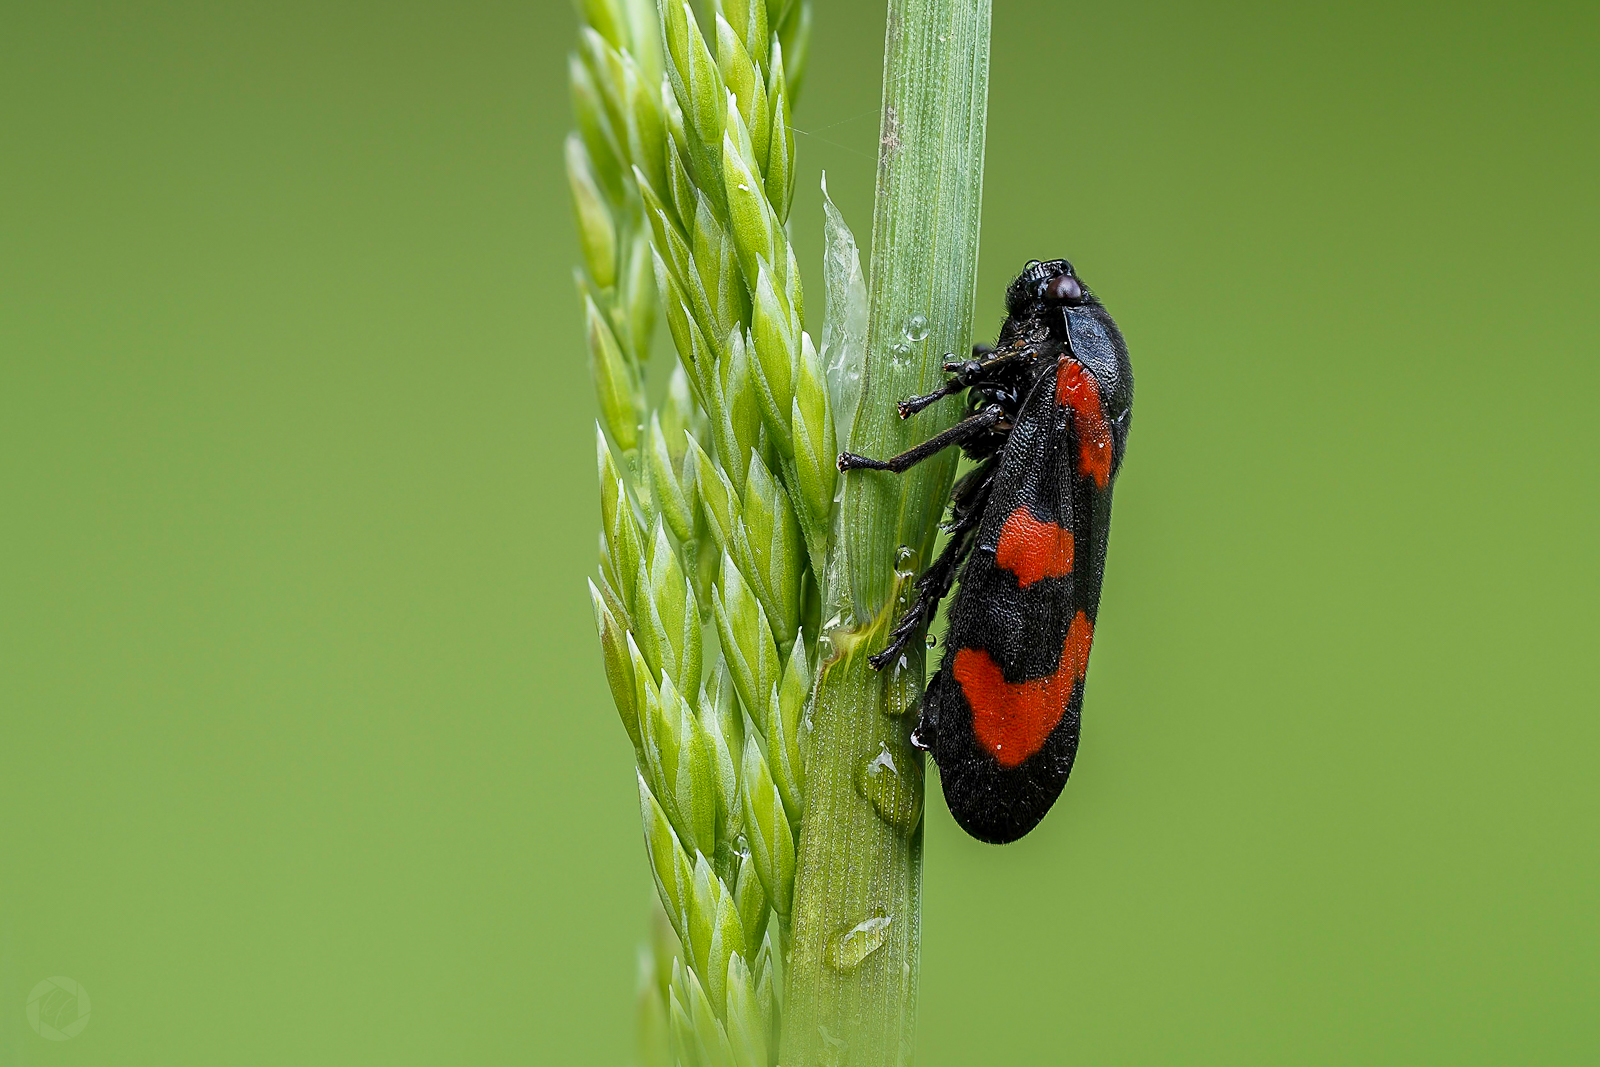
[{"xmin": 569, "ymin": 1, "xmax": 990, "ymax": 1063}]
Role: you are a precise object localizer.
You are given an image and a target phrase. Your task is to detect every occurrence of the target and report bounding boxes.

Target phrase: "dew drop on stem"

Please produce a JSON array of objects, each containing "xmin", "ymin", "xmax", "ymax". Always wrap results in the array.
[
  {"xmin": 857, "ymin": 739, "xmax": 924, "ymax": 832},
  {"xmin": 827, "ymin": 914, "xmax": 893, "ymax": 972}
]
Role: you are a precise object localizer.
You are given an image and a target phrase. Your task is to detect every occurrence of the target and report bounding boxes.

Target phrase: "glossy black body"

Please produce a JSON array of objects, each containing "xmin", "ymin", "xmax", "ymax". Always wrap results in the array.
[{"xmin": 837, "ymin": 259, "xmax": 1133, "ymax": 843}]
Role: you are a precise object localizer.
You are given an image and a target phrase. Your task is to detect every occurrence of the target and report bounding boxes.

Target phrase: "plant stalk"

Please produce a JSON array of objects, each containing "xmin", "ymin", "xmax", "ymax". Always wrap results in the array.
[{"xmin": 781, "ymin": 1, "xmax": 991, "ymax": 1064}]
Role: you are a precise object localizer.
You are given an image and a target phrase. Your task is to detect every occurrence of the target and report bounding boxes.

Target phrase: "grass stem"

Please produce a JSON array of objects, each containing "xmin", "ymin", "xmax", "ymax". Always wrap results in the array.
[{"xmin": 781, "ymin": 2, "xmax": 991, "ymax": 1063}]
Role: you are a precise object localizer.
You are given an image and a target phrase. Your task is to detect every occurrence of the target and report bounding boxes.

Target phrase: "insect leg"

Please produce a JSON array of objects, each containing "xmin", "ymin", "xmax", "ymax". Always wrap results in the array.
[
  {"xmin": 897, "ymin": 380, "xmax": 965, "ymax": 419},
  {"xmin": 837, "ymin": 404, "xmax": 1005, "ymax": 474},
  {"xmin": 898, "ymin": 343, "xmax": 1041, "ymax": 419},
  {"xmin": 867, "ymin": 464, "xmax": 996, "ymax": 670},
  {"xmin": 951, "ymin": 347, "xmax": 1034, "ymax": 380},
  {"xmin": 867, "ymin": 528, "xmax": 977, "ymax": 670}
]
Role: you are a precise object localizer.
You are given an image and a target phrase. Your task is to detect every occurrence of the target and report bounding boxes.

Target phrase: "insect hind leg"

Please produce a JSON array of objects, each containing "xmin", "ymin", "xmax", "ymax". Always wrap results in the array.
[{"xmin": 867, "ymin": 464, "xmax": 996, "ymax": 671}]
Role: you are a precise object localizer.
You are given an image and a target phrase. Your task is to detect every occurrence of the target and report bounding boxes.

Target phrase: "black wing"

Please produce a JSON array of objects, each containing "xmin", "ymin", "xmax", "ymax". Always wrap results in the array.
[{"xmin": 922, "ymin": 354, "xmax": 1120, "ymax": 843}]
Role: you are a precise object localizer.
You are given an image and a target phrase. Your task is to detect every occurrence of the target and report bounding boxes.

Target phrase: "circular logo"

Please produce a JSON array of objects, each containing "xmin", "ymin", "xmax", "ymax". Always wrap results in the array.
[{"xmin": 26, "ymin": 977, "xmax": 90, "ymax": 1041}]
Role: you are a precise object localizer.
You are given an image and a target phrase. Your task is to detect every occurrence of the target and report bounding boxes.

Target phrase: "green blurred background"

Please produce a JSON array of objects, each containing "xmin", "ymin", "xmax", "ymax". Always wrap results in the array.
[{"xmin": 3, "ymin": 0, "xmax": 1595, "ymax": 1062}]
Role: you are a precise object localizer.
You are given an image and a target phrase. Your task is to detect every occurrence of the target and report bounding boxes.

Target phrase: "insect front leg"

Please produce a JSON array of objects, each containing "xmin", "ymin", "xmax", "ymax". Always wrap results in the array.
[
  {"xmin": 897, "ymin": 346, "xmax": 1028, "ymax": 419},
  {"xmin": 837, "ymin": 404, "xmax": 1005, "ymax": 474}
]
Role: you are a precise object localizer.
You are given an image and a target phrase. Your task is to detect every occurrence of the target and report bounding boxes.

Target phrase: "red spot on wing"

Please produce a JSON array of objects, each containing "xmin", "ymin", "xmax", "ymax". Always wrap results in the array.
[
  {"xmin": 955, "ymin": 611, "xmax": 1094, "ymax": 768},
  {"xmin": 995, "ymin": 506, "xmax": 1075, "ymax": 588},
  {"xmin": 1056, "ymin": 358, "xmax": 1114, "ymax": 489}
]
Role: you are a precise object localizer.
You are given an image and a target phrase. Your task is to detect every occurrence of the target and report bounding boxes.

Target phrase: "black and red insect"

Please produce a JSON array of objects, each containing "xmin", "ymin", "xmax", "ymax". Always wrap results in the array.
[{"xmin": 838, "ymin": 259, "xmax": 1132, "ymax": 843}]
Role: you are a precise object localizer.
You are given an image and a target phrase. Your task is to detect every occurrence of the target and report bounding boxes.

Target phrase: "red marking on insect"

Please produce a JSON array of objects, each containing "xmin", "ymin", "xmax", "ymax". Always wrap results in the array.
[
  {"xmin": 995, "ymin": 506, "xmax": 1074, "ymax": 588},
  {"xmin": 955, "ymin": 611, "xmax": 1094, "ymax": 768},
  {"xmin": 1056, "ymin": 358, "xmax": 1113, "ymax": 489}
]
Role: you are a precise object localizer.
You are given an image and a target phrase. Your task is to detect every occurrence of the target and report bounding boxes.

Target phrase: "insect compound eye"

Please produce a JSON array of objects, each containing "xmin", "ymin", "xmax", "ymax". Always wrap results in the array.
[{"xmin": 1043, "ymin": 273, "xmax": 1084, "ymax": 305}]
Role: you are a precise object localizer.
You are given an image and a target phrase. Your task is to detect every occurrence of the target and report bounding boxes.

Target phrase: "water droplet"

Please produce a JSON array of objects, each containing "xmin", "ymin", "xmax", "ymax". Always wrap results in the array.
[
  {"xmin": 857, "ymin": 739, "xmax": 924, "ymax": 832},
  {"xmin": 889, "ymin": 341, "xmax": 912, "ymax": 366},
  {"xmin": 904, "ymin": 314, "xmax": 930, "ymax": 342},
  {"xmin": 883, "ymin": 648, "xmax": 922, "ymax": 718},
  {"xmin": 925, "ymin": 633, "xmax": 937, "ymax": 648},
  {"xmin": 895, "ymin": 544, "xmax": 914, "ymax": 565},
  {"xmin": 827, "ymin": 915, "xmax": 893, "ymax": 972},
  {"xmin": 818, "ymin": 1025, "xmax": 849, "ymax": 1066}
]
